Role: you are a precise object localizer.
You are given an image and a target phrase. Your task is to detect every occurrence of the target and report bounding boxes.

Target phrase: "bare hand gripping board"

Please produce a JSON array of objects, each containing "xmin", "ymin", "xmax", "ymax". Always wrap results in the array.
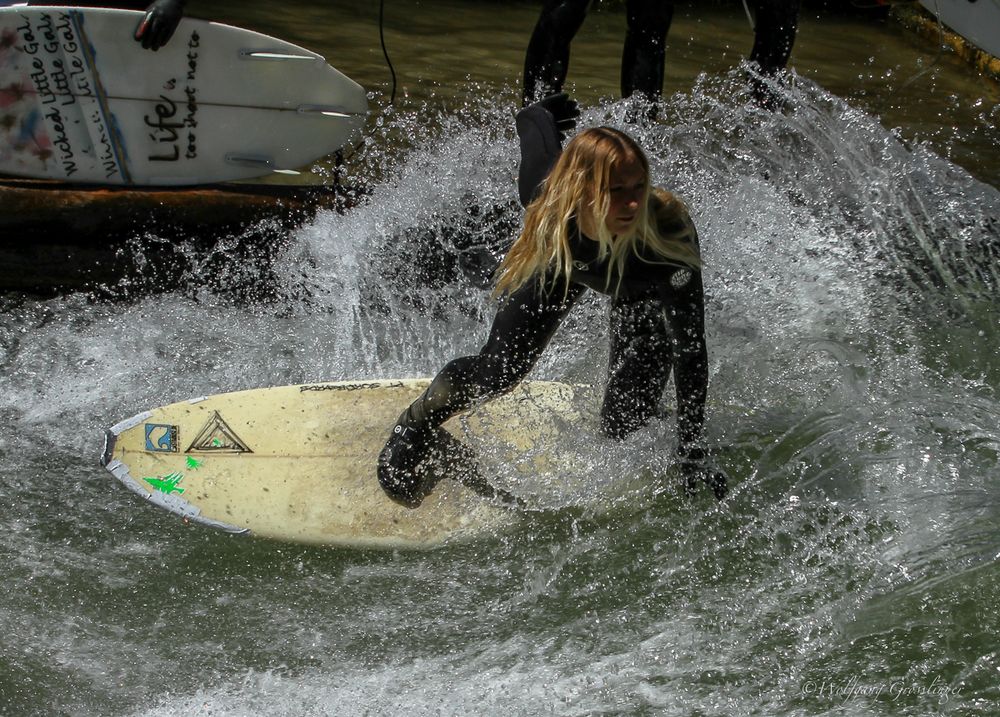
[
  {"xmin": 0, "ymin": 7, "xmax": 367, "ymax": 185},
  {"xmin": 101, "ymin": 379, "xmax": 582, "ymax": 549}
]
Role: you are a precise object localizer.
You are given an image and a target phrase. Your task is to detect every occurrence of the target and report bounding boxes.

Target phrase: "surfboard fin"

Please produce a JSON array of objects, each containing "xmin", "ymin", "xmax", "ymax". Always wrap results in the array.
[
  {"xmin": 224, "ymin": 154, "xmax": 300, "ymax": 175},
  {"xmin": 297, "ymin": 105, "xmax": 360, "ymax": 118},
  {"xmin": 239, "ymin": 49, "xmax": 318, "ymax": 62}
]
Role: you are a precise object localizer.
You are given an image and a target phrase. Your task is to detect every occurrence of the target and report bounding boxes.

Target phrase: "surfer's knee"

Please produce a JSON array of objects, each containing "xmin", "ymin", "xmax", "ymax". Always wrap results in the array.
[
  {"xmin": 539, "ymin": 0, "xmax": 589, "ymax": 40},
  {"xmin": 599, "ymin": 362, "xmax": 668, "ymax": 439}
]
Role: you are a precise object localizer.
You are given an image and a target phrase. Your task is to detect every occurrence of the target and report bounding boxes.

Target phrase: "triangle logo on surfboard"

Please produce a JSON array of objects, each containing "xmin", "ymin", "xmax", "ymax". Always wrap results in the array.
[{"xmin": 185, "ymin": 411, "xmax": 253, "ymax": 454}]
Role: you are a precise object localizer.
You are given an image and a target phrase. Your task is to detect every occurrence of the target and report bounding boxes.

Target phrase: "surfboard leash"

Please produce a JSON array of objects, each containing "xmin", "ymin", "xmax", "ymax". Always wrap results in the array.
[{"xmin": 379, "ymin": 0, "xmax": 398, "ymax": 105}]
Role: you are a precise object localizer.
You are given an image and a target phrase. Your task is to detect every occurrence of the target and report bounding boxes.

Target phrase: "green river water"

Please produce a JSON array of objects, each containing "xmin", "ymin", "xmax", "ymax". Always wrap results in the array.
[{"xmin": 2, "ymin": 1, "xmax": 999, "ymax": 715}]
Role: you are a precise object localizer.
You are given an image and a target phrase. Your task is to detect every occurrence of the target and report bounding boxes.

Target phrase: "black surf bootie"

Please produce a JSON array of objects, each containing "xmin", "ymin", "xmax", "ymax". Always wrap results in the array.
[{"xmin": 377, "ymin": 409, "xmax": 437, "ymax": 507}]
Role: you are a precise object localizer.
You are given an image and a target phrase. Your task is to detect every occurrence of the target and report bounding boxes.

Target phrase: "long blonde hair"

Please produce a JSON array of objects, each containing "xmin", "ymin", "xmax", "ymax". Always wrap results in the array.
[{"xmin": 494, "ymin": 127, "xmax": 701, "ymax": 298}]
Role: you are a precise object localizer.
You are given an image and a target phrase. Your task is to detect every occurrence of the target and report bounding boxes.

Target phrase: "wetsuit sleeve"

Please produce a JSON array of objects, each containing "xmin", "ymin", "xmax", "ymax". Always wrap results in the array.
[
  {"xmin": 656, "ymin": 197, "xmax": 707, "ymax": 454},
  {"xmin": 515, "ymin": 103, "xmax": 563, "ymax": 207},
  {"xmin": 661, "ymin": 273, "xmax": 708, "ymax": 455}
]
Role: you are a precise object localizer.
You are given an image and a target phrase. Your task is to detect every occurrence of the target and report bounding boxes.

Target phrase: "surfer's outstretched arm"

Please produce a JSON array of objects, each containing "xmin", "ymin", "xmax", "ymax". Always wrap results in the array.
[{"xmin": 656, "ymin": 268, "xmax": 725, "ymax": 500}]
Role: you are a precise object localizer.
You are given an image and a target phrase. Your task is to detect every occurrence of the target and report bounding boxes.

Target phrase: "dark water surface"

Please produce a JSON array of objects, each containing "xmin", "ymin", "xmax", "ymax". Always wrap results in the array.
[
  {"xmin": 2, "ymin": 2, "xmax": 999, "ymax": 716},
  {"xmin": 202, "ymin": 0, "xmax": 999, "ymax": 187}
]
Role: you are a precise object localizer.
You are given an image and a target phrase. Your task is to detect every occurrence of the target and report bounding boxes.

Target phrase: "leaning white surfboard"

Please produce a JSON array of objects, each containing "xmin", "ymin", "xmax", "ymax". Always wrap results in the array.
[
  {"xmin": 101, "ymin": 379, "xmax": 583, "ymax": 549},
  {"xmin": 0, "ymin": 7, "xmax": 367, "ymax": 185},
  {"xmin": 918, "ymin": 0, "xmax": 1000, "ymax": 59}
]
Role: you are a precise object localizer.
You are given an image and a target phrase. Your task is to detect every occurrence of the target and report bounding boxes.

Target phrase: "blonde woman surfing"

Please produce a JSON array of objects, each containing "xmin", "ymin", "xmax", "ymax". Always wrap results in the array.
[{"xmin": 378, "ymin": 93, "xmax": 727, "ymax": 506}]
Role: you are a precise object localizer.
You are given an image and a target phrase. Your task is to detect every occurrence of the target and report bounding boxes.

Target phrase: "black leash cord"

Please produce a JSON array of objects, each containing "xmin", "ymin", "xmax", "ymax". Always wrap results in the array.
[{"xmin": 379, "ymin": 0, "xmax": 398, "ymax": 105}]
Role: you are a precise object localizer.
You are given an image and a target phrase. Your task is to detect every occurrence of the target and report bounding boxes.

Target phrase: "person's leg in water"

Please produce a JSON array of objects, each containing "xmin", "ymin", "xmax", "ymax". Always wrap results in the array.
[
  {"xmin": 600, "ymin": 295, "xmax": 673, "ymax": 439},
  {"xmin": 378, "ymin": 280, "xmax": 586, "ymax": 506},
  {"xmin": 746, "ymin": 0, "xmax": 798, "ymax": 73},
  {"xmin": 620, "ymin": 0, "xmax": 673, "ymax": 102},
  {"xmin": 522, "ymin": 0, "xmax": 590, "ymax": 105},
  {"xmin": 745, "ymin": 0, "xmax": 800, "ymax": 107}
]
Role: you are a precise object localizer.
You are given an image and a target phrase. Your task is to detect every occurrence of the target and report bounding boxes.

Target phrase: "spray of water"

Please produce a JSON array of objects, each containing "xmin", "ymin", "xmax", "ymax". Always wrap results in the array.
[{"xmin": 1, "ymin": 69, "xmax": 998, "ymax": 715}]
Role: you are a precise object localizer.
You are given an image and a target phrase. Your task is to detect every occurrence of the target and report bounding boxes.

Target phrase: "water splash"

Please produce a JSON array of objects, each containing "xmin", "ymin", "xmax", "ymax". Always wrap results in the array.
[{"xmin": 2, "ymin": 70, "xmax": 999, "ymax": 714}]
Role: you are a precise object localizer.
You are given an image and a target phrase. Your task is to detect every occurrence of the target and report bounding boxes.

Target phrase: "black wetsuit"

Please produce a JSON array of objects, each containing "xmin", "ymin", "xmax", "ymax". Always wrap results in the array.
[
  {"xmin": 379, "ymin": 103, "xmax": 714, "ymax": 502},
  {"xmin": 523, "ymin": 0, "xmax": 801, "ymax": 103}
]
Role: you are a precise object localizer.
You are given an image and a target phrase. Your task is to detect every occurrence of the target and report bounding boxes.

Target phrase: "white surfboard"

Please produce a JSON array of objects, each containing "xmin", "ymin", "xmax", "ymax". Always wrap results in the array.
[
  {"xmin": 919, "ymin": 0, "xmax": 1000, "ymax": 59},
  {"xmin": 0, "ymin": 7, "xmax": 367, "ymax": 185},
  {"xmin": 101, "ymin": 379, "xmax": 584, "ymax": 549}
]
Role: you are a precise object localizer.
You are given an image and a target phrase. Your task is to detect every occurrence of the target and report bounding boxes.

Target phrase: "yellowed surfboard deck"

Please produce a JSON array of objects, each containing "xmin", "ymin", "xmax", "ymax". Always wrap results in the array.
[{"xmin": 101, "ymin": 379, "xmax": 582, "ymax": 548}]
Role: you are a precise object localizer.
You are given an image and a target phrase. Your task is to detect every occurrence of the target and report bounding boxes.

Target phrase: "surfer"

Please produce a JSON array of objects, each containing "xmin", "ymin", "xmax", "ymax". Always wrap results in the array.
[
  {"xmin": 522, "ymin": 0, "xmax": 800, "ymax": 106},
  {"xmin": 27, "ymin": 0, "xmax": 187, "ymax": 50},
  {"xmin": 378, "ymin": 92, "xmax": 727, "ymax": 507}
]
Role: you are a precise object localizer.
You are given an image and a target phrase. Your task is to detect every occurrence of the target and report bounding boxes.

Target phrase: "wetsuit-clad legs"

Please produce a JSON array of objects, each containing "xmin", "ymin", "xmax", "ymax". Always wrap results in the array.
[
  {"xmin": 621, "ymin": 0, "xmax": 672, "ymax": 101},
  {"xmin": 601, "ymin": 295, "xmax": 673, "ymax": 438},
  {"xmin": 522, "ymin": 0, "xmax": 672, "ymax": 104},
  {"xmin": 378, "ymin": 279, "xmax": 586, "ymax": 503},
  {"xmin": 746, "ymin": 0, "xmax": 799, "ymax": 74},
  {"xmin": 745, "ymin": 0, "xmax": 799, "ymax": 107},
  {"xmin": 522, "ymin": 0, "xmax": 800, "ymax": 105},
  {"xmin": 522, "ymin": 0, "xmax": 590, "ymax": 104}
]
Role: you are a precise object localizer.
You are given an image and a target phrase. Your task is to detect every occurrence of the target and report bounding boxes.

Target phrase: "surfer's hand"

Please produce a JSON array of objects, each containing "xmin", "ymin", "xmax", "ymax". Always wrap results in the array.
[
  {"xmin": 678, "ymin": 446, "xmax": 728, "ymax": 502},
  {"xmin": 135, "ymin": 0, "xmax": 186, "ymax": 51},
  {"xmin": 535, "ymin": 92, "xmax": 579, "ymax": 143}
]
